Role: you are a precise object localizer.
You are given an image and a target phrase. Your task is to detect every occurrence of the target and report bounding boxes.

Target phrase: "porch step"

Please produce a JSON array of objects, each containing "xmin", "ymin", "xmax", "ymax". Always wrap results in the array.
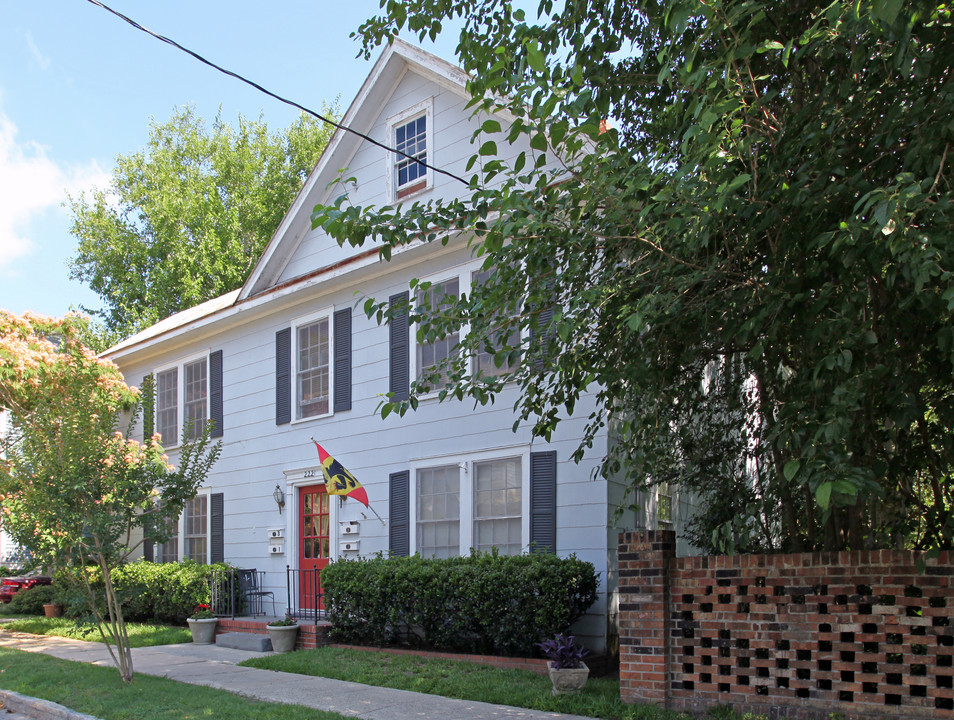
[{"xmin": 215, "ymin": 632, "xmax": 272, "ymax": 652}]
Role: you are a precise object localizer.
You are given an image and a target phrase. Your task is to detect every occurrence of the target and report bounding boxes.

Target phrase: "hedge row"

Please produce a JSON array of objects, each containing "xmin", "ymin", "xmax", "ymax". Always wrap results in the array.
[
  {"xmin": 322, "ymin": 552, "xmax": 598, "ymax": 656},
  {"xmin": 7, "ymin": 584, "xmax": 56, "ymax": 615},
  {"xmin": 55, "ymin": 560, "xmax": 222, "ymax": 623}
]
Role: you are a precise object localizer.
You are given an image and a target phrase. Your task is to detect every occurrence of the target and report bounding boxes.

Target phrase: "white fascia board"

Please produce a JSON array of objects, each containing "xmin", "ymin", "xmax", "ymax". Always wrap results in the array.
[
  {"xmin": 240, "ymin": 39, "xmax": 485, "ymax": 301},
  {"xmin": 241, "ymin": 39, "xmax": 471, "ymax": 300}
]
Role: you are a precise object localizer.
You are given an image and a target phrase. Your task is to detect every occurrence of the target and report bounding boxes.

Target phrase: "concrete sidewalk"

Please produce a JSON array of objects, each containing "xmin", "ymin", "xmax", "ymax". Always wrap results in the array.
[{"xmin": 0, "ymin": 631, "xmax": 595, "ymax": 720}]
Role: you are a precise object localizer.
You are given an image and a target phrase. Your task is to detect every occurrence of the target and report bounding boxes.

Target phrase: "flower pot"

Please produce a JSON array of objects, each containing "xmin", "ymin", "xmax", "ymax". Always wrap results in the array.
[
  {"xmin": 42, "ymin": 603, "xmax": 63, "ymax": 618},
  {"xmin": 267, "ymin": 623, "xmax": 299, "ymax": 653},
  {"xmin": 187, "ymin": 617, "xmax": 218, "ymax": 645},
  {"xmin": 548, "ymin": 662, "xmax": 589, "ymax": 696}
]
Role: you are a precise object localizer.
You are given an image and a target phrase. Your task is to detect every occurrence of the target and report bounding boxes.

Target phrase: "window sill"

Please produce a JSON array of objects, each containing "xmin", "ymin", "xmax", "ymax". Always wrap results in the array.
[
  {"xmin": 395, "ymin": 180, "xmax": 429, "ymax": 202},
  {"xmin": 291, "ymin": 410, "xmax": 334, "ymax": 425}
]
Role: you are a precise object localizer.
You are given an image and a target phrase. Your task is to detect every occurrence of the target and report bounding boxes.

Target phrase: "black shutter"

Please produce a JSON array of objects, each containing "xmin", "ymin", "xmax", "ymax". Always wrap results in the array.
[
  {"xmin": 210, "ymin": 492, "xmax": 224, "ymax": 563},
  {"xmin": 333, "ymin": 308, "xmax": 352, "ymax": 412},
  {"xmin": 209, "ymin": 350, "xmax": 223, "ymax": 438},
  {"xmin": 389, "ymin": 292, "xmax": 409, "ymax": 402},
  {"xmin": 142, "ymin": 538, "xmax": 154, "ymax": 563},
  {"xmin": 529, "ymin": 451, "xmax": 557, "ymax": 554},
  {"xmin": 275, "ymin": 328, "xmax": 291, "ymax": 425},
  {"xmin": 141, "ymin": 373, "xmax": 155, "ymax": 440},
  {"xmin": 528, "ymin": 282, "xmax": 557, "ymax": 370},
  {"xmin": 389, "ymin": 470, "xmax": 410, "ymax": 557}
]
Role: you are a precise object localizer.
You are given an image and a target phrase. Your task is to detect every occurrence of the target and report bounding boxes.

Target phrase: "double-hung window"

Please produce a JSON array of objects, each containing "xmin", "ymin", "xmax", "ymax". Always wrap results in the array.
[
  {"xmin": 412, "ymin": 452, "xmax": 527, "ymax": 558},
  {"xmin": 155, "ymin": 356, "xmax": 208, "ymax": 446},
  {"xmin": 471, "ymin": 268, "xmax": 521, "ymax": 378},
  {"xmin": 183, "ymin": 494, "xmax": 208, "ymax": 562},
  {"xmin": 410, "ymin": 264, "xmax": 521, "ymax": 392},
  {"xmin": 153, "ymin": 492, "xmax": 209, "ymax": 563},
  {"xmin": 290, "ymin": 309, "xmax": 334, "ymax": 422},
  {"xmin": 296, "ymin": 316, "xmax": 331, "ymax": 420},
  {"xmin": 387, "ymin": 100, "xmax": 433, "ymax": 201},
  {"xmin": 276, "ymin": 307, "xmax": 351, "ymax": 425},
  {"xmin": 416, "ymin": 278, "xmax": 461, "ymax": 389}
]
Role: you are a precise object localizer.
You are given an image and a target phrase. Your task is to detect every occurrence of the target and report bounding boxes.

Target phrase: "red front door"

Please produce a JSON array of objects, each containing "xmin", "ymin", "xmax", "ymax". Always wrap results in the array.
[{"xmin": 298, "ymin": 484, "xmax": 329, "ymax": 611}]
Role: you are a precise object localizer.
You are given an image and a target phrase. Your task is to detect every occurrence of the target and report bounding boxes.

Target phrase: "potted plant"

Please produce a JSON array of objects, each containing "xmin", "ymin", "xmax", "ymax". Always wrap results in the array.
[
  {"xmin": 536, "ymin": 633, "xmax": 590, "ymax": 695},
  {"xmin": 187, "ymin": 604, "xmax": 218, "ymax": 644},
  {"xmin": 266, "ymin": 614, "xmax": 299, "ymax": 653}
]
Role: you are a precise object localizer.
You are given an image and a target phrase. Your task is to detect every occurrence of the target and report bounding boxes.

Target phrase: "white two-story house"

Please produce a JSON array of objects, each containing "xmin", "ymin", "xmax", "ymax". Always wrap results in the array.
[{"xmin": 104, "ymin": 39, "xmax": 687, "ymax": 653}]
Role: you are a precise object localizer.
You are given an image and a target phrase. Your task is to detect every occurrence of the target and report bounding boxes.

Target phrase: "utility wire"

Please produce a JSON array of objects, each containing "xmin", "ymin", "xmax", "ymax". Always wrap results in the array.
[{"xmin": 85, "ymin": 0, "xmax": 471, "ymax": 187}]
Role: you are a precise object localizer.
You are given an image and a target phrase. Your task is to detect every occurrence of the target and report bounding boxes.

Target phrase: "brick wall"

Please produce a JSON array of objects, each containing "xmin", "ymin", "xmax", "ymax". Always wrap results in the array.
[
  {"xmin": 216, "ymin": 618, "xmax": 332, "ymax": 650},
  {"xmin": 619, "ymin": 530, "xmax": 954, "ymax": 719}
]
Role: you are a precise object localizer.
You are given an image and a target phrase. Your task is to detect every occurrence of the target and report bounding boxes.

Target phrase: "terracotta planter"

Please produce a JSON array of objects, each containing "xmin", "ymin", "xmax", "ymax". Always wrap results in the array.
[
  {"xmin": 547, "ymin": 662, "xmax": 589, "ymax": 696},
  {"xmin": 187, "ymin": 617, "xmax": 218, "ymax": 645},
  {"xmin": 267, "ymin": 624, "xmax": 299, "ymax": 653},
  {"xmin": 42, "ymin": 603, "xmax": 63, "ymax": 618}
]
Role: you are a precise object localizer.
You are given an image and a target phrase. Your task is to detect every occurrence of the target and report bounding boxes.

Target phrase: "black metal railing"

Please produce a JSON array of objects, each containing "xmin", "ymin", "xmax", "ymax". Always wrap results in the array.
[
  {"xmin": 285, "ymin": 565, "xmax": 324, "ymax": 625},
  {"xmin": 210, "ymin": 568, "xmax": 274, "ymax": 618}
]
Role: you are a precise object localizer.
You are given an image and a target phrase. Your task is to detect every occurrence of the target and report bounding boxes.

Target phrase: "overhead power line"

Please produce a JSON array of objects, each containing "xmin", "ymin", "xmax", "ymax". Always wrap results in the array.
[{"xmin": 85, "ymin": 0, "xmax": 470, "ymax": 187}]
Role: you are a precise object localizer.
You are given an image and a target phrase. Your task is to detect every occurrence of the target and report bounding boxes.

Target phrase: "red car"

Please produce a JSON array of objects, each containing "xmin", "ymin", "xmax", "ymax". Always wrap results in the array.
[{"xmin": 0, "ymin": 576, "xmax": 52, "ymax": 604}]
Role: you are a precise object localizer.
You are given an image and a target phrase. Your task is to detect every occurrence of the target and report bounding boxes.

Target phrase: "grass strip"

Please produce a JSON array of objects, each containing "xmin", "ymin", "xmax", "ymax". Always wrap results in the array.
[
  {"xmin": 0, "ymin": 617, "xmax": 191, "ymax": 647},
  {"xmin": 242, "ymin": 647, "xmax": 696, "ymax": 720},
  {"xmin": 0, "ymin": 646, "xmax": 347, "ymax": 720}
]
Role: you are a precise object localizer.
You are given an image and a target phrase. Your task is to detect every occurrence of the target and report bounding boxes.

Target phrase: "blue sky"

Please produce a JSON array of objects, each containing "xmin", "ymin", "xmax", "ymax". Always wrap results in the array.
[{"xmin": 0, "ymin": 0, "xmax": 462, "ymax": 319}]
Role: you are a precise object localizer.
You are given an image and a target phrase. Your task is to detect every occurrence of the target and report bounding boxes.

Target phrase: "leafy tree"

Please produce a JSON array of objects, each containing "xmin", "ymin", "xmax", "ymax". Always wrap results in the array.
[
  {"xmin": 313, "ymin": 1, "xmax": 954, "ymax": 553},
  {"xmin": 69, "ymin": 105, "xmax": 337, "ymax": 340},
  {"xmin": 0, "ymin": 311, "xmax": 220, "ymax": 681}
]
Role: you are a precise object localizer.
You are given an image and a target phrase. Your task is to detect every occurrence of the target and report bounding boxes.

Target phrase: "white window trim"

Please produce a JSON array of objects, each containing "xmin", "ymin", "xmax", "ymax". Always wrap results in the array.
[
  {"xmin": 153, "ymin": 350, "xmax": 210, "ymax": 449},
  {"xmin": 386, "ymin": 97, "xmax": 434, "ymax": 202},
  {"xmin": 290, "ymin": 306, "xmax": 335, "ymax": 425},
  {"xmin": 410, "ymin": 260, "xmax": 522, "ymax": 399},
  {"xmin": 408, "ymin": 446, "xmax": 531, "ymax": 557}
]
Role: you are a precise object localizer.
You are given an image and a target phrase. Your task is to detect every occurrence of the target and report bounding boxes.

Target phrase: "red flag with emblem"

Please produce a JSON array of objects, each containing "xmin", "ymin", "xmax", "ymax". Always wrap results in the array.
[{"xmin": 312, "ymin": 440, "xmax": 369, "ymax": 508}]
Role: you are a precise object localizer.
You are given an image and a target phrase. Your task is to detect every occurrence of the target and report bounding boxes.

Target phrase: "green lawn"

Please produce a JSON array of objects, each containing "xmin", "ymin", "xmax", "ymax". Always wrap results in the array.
[
  {"xmin": 242, "ymin": 647, "xmax": 753, "ymax": 720},
  {"xmin": 0, "ymin": 617, "xmax": 191, "ymax": 647},
  {"xmin": 0, "ymin": 647, "xmax": 347, "ymax": 720}
]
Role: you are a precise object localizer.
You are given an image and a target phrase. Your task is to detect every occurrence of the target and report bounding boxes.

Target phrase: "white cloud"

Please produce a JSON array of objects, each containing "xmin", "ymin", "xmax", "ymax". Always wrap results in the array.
[
  {"xmin": 24, "ymin": 32, "xmax": 51, "ymax": 71},
  {"xmin": 0, "ymin": 110, "xmax": 109, "ymax": 273}
]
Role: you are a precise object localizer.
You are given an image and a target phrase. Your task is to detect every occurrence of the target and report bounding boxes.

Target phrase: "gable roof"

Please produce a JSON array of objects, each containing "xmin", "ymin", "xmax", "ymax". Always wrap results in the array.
[
  {"xmin": 239, "ymin": 38, "xmax": 471, "ymax": 301},
  {"xmin": 104, "ymin": 39, "xmax": 471, "ymax": 363}
]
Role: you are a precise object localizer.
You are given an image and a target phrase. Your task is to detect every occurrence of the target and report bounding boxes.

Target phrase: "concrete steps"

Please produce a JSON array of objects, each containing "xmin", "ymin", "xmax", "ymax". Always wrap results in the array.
[{"xmin": 215, "ymin": 632, "xmax": 272, "ymax": 652}]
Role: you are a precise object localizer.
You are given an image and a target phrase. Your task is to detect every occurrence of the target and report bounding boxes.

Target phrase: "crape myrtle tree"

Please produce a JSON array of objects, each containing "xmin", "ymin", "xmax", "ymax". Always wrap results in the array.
[
  {"xmin": 0, "ymin": 312, "xmax": 220, "ymax": 682},
  {"xmin": 312, "ymin": 1, "xmax": 954, "ymax": 553},
  {"xmin": 69, "ymin": 105, "xmax": 337, "ymax": 344}
]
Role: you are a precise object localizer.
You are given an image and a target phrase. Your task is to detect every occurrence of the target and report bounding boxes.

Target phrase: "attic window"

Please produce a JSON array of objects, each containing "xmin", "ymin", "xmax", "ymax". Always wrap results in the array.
[
  {"xmin": 388, "ymin": 99, "xmax": 433, "ymax": 201},
  {"xmin": 395, "ymin": 115, "xmax": 427, "ymax": 196}
]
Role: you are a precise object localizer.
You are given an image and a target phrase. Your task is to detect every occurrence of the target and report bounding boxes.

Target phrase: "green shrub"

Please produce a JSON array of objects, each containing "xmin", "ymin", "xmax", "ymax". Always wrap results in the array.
[
  {"xmin": 8, "ymin": 584, "xmax": 56, "ymax": 615},
  {"xmin": 55, "ymin": 561, "xmax": 224, "ymax": 623},
  {"xmin": 322, "ymin": 551, "xmax": 598, "ymax": 656}
]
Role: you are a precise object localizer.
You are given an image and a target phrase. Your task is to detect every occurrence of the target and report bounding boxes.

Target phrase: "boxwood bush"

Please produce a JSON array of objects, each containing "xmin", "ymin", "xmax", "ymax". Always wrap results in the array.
[
  {"xmin": 7, "ymin": 584, "xmax": 56, "ymax": 615},
  {"xmin": 322, "ymin": 551, "xmax": 598, "ymax": 656},
  {"xmin": 56, "ymin": 561, "xmax": 223, "ymax": 623}
]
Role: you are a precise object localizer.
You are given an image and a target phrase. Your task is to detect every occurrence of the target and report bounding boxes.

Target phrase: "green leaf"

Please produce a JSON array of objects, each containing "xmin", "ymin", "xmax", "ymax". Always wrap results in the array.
[
  {"xmin": 526, "ymin": 41, "xmax": 545, "ymax": 73},
  {"xmin": 815, "ymin": 481, "xmax": 833, "ymax": 510},
  {"xmin": 479, "ymin": 141, "xmax": 498, "ymax": 156},
  {"xmin": 783, "ymin": 459, "xmax": 801, "ymax": 482},
  {"xmin": 757, "ymin": 40, "xmax": 784, "ymax": 53},
  {"xmin": 872, "ymin": 0, "xmax": 902, "ymax": 25}
]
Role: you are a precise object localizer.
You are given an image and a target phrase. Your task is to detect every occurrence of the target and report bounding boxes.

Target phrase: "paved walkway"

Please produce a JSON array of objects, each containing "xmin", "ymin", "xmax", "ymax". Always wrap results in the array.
[{"xmin": 0, "ymin": 631, "xmax": 594, "ymax": 720}]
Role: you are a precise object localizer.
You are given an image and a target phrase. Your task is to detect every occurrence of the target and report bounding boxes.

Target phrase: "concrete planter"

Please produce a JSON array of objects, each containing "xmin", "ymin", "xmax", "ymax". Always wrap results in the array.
[
  {"xmin": 267, "ymin": 624, "xmax": 299, "ymax": 653},
  {"xmin": 547, "ymin": 662, "xmax": 589, "ymax": 696},
  {"xmin": 187, "ymin": 618, "xmax": 218, "ymax": 645}
]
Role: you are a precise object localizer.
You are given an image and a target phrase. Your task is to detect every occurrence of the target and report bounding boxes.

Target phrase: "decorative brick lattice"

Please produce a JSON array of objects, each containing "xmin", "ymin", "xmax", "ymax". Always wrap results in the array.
[{"xmin": 619, "ymin": 531, "xmax": 954, "ymax": 719}]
